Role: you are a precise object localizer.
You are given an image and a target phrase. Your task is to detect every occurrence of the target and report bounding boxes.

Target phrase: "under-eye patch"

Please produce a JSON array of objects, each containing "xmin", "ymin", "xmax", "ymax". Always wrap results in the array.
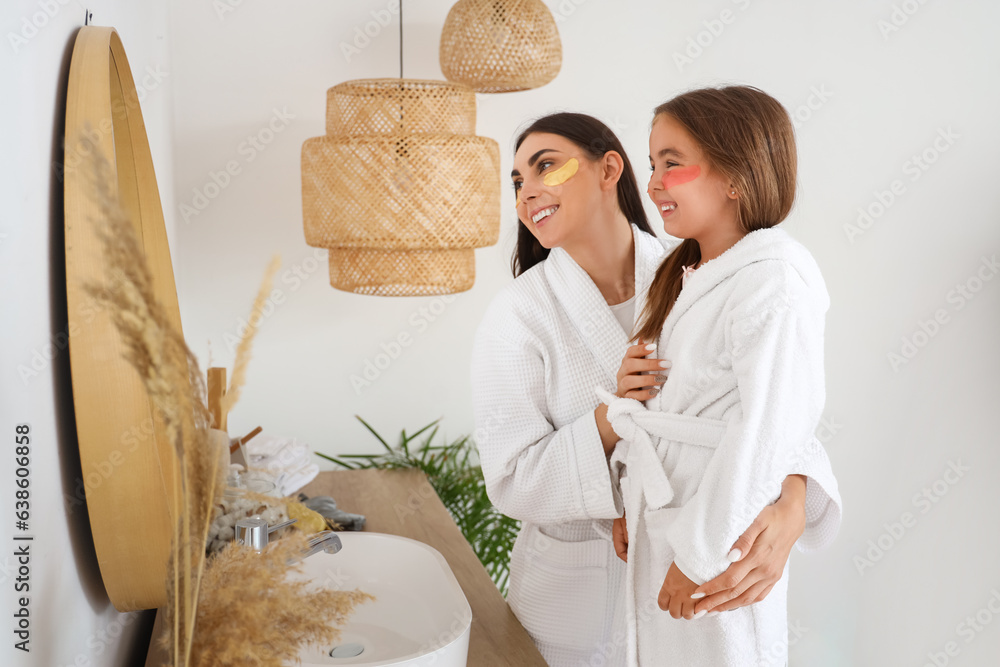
[
  {"xmin": 662, "ymin": 165, "xmax": 700, "ymax": 189},
  {"xmin": 543, "ymin": 158, "xmax": 579, "ymax": 186}
]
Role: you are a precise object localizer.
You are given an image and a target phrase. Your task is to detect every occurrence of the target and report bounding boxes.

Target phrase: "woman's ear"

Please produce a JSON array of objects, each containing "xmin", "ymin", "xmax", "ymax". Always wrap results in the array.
[{"xmin": 600, "ymin": 151, "xmax": 625, "ymax": 191}]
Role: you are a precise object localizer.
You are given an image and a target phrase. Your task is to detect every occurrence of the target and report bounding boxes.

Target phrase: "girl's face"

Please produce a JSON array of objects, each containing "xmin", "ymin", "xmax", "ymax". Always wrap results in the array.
[
  {"xmin": 512, "ymin": 132, "xmax": 600, "ymax": 250},
  {"xmin": 647, "ymin": 114, "xmax": 738, "ymax": 241}
]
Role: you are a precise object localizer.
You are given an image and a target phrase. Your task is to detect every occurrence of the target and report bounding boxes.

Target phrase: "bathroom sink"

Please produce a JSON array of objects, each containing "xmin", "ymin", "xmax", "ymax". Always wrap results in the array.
[{"xmin": 292, "ymin": 532, "xmax": 472, "ymax": 667}]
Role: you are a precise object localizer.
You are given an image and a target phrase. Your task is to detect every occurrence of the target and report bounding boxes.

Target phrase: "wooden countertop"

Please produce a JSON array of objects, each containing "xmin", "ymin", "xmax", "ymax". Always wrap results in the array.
[{"xmin": 300, "ymin": 469, "xmax": 547, "ymax": 666}]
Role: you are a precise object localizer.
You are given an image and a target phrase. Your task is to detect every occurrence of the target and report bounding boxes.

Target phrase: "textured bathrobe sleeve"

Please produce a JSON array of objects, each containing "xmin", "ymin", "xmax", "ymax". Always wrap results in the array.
[
  {"xmin": 786, "ymin": 435, "xmax": 842, "ymax": 553},
  {"xmin": 666, "ymin": 262, "xmax": 829, "ymax": 584},
  {"xmin": 471, "ymin": 326, "xmax": 622, "ymax": 526}
]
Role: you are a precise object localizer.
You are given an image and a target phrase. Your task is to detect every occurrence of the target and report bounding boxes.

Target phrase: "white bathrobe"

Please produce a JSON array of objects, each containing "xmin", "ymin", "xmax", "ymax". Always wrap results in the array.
[
  {"xmin": 471, "ymin": 224, "xmax": 840, "ymax": 667},
  {"xmin": 600, "ymin": 227, "xmax": 839, "ymax": 667}
]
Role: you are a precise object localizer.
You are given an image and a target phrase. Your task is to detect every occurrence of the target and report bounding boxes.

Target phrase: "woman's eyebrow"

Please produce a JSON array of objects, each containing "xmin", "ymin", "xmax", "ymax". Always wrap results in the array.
[
  {"xmin": 512, "ymin": 148, "xmax": 562, "ymax": 178},
  {"xmin": 528, "ymin": 148, "xmax": 559, "ymax": 167}
]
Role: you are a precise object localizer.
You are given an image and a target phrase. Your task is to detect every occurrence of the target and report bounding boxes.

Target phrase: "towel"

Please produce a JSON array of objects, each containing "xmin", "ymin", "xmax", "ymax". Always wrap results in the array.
[{"xmin": 244, "ymin": 434, "xmax": 319, "ymax": 496}]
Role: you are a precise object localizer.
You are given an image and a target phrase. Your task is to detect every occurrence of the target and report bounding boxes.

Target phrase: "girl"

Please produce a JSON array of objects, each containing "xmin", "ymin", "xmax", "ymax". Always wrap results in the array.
[
  {"xmin": 471, "ymin": 111, "xmax": 840, "ymax": 666},
  {"xmin": 604, "ymin": 86, "xmax": 839, "ymax": 666}
]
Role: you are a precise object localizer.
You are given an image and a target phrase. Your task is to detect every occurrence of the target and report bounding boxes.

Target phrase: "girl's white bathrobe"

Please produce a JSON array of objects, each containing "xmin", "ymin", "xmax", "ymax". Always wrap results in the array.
[
  {"xmin": 471, "ymin": 224, "xmax": 841, "ymax": 667},
  {"xmin": 600, "ymin": 227, "xmax": 840, "ymax": 667}
]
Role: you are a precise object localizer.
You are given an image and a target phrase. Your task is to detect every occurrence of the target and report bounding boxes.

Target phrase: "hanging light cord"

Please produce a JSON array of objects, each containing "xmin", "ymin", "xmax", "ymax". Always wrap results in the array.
[{"xmin": 399, "ymin": 0, "xmax": 403, "ymax": 78}]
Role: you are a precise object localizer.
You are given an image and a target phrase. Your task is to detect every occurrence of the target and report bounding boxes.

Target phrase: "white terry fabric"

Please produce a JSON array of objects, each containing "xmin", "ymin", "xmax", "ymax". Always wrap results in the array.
[
  {"xmin": 601, "ymin": 227, "xmax": 841, "ymax": 667},
  {"xmin": 471, "ymin": 225, "xmax": 841, "ymax": 667}
]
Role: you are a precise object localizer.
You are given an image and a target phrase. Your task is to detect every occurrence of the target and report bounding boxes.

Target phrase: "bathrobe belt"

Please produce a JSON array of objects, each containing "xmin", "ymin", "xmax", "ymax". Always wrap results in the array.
[{"xmin": 597, "ymin": 388, "xmax": 727, "ymax": 511}]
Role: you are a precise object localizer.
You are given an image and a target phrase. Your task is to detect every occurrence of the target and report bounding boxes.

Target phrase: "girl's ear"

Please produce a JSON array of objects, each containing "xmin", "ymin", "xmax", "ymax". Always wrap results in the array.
[{"xmin": 600, "ymin": 151, "xmax": 625, "ymax": 191}]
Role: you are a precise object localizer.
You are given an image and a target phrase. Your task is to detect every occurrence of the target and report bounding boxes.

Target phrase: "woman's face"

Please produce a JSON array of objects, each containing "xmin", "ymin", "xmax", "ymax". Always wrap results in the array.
[
  {"xmin": 512, "ymin": 132, "xmax": 600, "ymax": 250},
  {"xmin": 647, "ymin": 114, "xmax": 737, "ymax": 241}
]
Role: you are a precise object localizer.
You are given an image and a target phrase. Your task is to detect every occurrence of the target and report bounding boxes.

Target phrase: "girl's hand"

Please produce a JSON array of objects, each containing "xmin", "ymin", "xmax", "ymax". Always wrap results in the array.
[
  {"xmin": 616, "ymin": 339, "xmax": 671, "ymax": 400},
  {"xmin": 658, "ymin": 562, "xmax": 701, "ymax": 620},
  {"xmin": 691, "ymin": 474, "xmax": 808, "ymax": 615},
  {"xmin": 612, "ymin": 514, "xmax": 628, "ymax": 562}
]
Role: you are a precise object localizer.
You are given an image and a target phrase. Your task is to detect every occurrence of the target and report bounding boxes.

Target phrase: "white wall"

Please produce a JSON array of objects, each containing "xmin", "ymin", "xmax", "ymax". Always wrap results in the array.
[{"xmin": 1, "ymin": 1, "xmax": 174, "ymax": 665}]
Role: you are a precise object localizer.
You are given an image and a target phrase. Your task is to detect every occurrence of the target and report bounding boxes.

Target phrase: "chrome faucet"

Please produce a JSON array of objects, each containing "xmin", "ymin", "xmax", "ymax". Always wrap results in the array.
[
  {"xmin": 300, "ymin": 530, "xmax": 344, "ymax": 559},
  {"xmin": 234, "ymin": 517, "xmax": 343, "ymax": 560}
]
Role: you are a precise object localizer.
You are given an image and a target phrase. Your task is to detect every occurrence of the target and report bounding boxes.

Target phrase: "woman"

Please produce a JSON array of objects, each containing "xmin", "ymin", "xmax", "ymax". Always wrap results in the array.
[{"xmin": 470, "ymin": 113, "xmax": 840, "ymax": 666}]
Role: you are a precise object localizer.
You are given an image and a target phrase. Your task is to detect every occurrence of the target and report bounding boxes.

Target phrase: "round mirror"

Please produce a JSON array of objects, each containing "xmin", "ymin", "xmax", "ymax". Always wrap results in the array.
[{"xmin": 64, "ymin": 26, "xmax": 180, "ymax": 611}]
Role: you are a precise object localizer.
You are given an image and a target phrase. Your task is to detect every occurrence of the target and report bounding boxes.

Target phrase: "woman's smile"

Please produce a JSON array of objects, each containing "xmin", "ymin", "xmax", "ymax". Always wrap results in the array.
[{"xmin": 531, "ymin": 205, "xmax": 560, "ymax": 226}]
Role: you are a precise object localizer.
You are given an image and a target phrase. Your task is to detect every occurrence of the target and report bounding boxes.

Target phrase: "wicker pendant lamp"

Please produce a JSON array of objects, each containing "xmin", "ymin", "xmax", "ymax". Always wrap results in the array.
[
  {"xmin": 439, "ymin": 0, "xmax": 562, "ymax": 93},
  {"xmin": 301, "ymin": 79, "xmax": 500, "ymax": 295}
]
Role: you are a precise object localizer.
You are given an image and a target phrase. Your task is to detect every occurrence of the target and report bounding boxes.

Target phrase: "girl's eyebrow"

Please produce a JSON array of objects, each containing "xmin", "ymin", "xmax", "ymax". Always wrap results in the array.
[
  {"xmin": 652, "ymin": 147, "xmax": 685, "ymax": 160},
  {"xmin": 511, "ymin": 148, "xmax": 562, "ymax": 178}
]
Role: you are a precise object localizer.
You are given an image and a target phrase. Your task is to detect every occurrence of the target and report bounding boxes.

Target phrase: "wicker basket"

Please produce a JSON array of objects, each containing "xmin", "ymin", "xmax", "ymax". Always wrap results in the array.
[
  {"xmin": 302, "ymin": 79, "xmax": 500, "ymax": 296},
  {"xmin": 439, "ymin": 0, "xmax": 562, "ymax": 93}
]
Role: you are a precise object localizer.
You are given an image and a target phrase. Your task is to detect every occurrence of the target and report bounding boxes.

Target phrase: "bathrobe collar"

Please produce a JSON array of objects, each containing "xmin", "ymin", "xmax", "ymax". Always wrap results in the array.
[
  {"xmin": 545, "ymin": 224, "xmax": 666, "ymax": 382},
  {"xmin": 663, "ymin": 227, "xmax": 827, "ymax": 334}
]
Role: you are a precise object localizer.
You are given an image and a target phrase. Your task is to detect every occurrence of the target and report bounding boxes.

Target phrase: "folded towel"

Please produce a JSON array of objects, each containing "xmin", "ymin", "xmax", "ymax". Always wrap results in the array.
[
  {"xmin": 277, "ymin": 462, "xmax": 319, "ymax": 497},
  {"xmin": 246, "ymin": 434, "xmax": 310, "ymax": 470},
  {"xmin": 240, "ymin": 433, "xmax": 318, "ymax": 496}
]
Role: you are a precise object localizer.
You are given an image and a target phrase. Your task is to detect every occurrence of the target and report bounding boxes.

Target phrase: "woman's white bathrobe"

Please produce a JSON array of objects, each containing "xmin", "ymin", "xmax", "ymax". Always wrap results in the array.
[
  {"xmin": 471, "ymin": 225, "xmax": 841, "ymax": 667},
  {"xmin": 600, "ymin": 227, "xmax": 839, "ymax": 667}
]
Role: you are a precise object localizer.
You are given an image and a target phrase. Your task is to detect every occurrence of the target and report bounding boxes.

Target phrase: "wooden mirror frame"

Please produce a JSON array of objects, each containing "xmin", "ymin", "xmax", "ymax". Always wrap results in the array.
[{"xmin": 64, "ymin": 26, "xmax": 180, "ymax": 611}]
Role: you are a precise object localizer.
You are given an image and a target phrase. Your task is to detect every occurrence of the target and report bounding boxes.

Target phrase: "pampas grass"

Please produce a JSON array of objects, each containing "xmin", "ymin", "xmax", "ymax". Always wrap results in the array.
[
  {"xmin": 82, "ymin": 138, "xmax": 220, "ymax": 664},
  {"xmin": 80, "ymin": 136, "xmax": 370, "ymax": 666},
  {"xmin": 220, "ymin": 255, "xmax": 281, "ymax": 419}
]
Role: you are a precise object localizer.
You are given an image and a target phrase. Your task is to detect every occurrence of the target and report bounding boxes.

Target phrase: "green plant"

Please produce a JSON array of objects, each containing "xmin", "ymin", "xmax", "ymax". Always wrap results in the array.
[{"xmin": 315, "ymin": 417, "xmax": 521, "ymax": 595}]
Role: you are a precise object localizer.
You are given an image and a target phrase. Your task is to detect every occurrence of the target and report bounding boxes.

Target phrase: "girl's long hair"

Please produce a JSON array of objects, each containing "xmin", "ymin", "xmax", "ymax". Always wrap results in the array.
[
  {"xmin": 511, "ymin": 112, "xmax": 654, "ymax": 277},
  {"xmin": 634, "ymin": 86, "xmax": 797, "ymax": 343}
]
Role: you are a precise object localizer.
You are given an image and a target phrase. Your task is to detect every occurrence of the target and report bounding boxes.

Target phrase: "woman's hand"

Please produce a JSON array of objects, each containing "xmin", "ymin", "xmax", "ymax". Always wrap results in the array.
[
  {"xmin": 658, "ymin": 562, "xmax": 702, "ymax": 619},
  {"xmin": 691, "ymin": 474, "xmax": 808, "ymax": 615},
  {"xmin": 616, "ymin": 339, "xmax": 671, "ymax": 400},
  {"xmin": 596, "ymin": 340, "xmax": 671, "ymax": 455},
  {"xmin": 613, "ymin": 514, "xmax": 628, "ymax": 562}
]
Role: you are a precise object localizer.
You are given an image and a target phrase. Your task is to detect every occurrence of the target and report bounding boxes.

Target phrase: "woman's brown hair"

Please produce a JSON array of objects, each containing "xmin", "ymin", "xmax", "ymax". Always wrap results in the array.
[
  {"xmin": 634, "ymin": 86, "xmax": 797, "ymax": 343},
  {"xmin": 511, "ymin": 112, "xmax": 655, "ymax": 276}
]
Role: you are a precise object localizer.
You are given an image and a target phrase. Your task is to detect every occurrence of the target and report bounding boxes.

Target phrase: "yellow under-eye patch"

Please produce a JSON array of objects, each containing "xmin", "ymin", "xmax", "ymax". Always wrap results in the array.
[{"xmin": 543, "ymin": 158, "xmax": 579, "ymax": 186}]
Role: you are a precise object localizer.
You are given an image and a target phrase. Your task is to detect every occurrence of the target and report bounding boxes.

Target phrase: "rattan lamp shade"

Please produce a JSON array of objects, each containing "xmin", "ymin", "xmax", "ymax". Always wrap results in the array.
[
  {"xmin": 439, "ymin": 0, "xmax": 562, "ymax": 93},
  {"xmin": 302, "ymin": 79, "xmax": 500, "ymax": 296}
]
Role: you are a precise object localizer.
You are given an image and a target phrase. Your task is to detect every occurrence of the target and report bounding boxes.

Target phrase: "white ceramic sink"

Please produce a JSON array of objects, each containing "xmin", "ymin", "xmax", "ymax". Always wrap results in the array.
[{"xmin": 292, "ymin": 532, "xmax": 472, "ymax": 667}]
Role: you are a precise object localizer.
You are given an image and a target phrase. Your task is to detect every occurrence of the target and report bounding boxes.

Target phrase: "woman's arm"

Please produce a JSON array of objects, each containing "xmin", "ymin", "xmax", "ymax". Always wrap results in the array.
[
  {"xmin": 691, "ymin": 473, "xmax": 806, "ymax": 614},
  {"xmin": 471, "ymin": 319, "xmax": 622, "ymax": 524},
  {"xmin": 691, "ymin": 435, "xmax": 843, "ymax": 613}
]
